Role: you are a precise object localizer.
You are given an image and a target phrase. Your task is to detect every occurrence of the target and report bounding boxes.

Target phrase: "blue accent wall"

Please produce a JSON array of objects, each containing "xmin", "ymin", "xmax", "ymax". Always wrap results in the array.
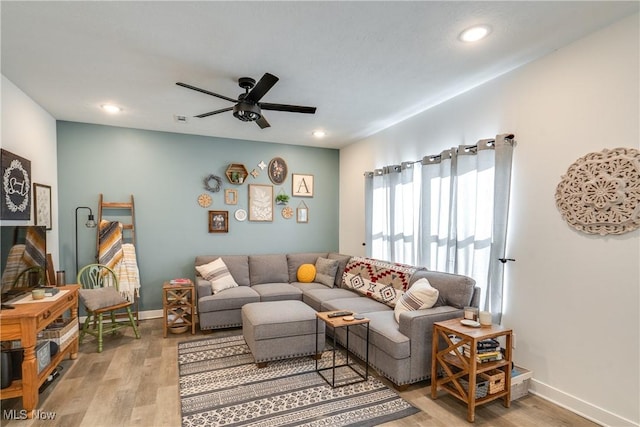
[{"xmin": 57, "ymin": 121, "xmax": 339, "ymax": 311}]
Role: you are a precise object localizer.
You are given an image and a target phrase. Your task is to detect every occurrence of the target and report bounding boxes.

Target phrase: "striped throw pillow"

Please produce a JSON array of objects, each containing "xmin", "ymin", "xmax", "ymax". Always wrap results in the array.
[{"xmin": 196, "ymin": 258, "xmax": 238, "ymax": 294}]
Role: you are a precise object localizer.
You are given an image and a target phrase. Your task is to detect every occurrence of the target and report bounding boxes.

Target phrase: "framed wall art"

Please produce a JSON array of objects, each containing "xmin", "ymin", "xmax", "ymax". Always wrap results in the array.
[
  {"xmin": 268, "ymin": 157, "xmax": 288, "ymax": 185},
  {"xmin": 225, "ymin": 189, "xmax": 238, "ymax": 205},
  {"xmin": 297, "ymin": 201, "xmax": 309, "ymax": 223},
  {"xmin": 1, "ymin": 149, "xmax": 31, "ymax": 220},
  {"xmin": 292, "ymin": 174, "xmax": 314, "ymax": 197},
  {"xmin": 208, "ymin": 210, "xmax": 229, "ymax": 233},
  {"xmin": 249, "ymin": 184, "xmax": 273, "ymax": 222},
  {"xmin": 34, "ymin": 183, "xmax": 52, "ymax": 230}
]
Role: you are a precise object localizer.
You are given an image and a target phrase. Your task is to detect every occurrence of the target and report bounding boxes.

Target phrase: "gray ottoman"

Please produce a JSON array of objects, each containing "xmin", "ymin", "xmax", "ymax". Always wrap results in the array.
[{"xmin": 242, "ymin": 300, "xmax": 325, "ymax": 367}]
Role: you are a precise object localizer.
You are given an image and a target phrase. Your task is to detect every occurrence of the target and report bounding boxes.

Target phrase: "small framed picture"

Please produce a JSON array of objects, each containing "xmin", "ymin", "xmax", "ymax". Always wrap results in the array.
[
  {"xmin": 225, "ymin": 189, "xmax": 238, "ymax": 205},
  {"xmin": 33, "ymin": 183, "xmax": 52, "ymax": 230},
  {"xmin": 296, "ymin": 201, "xmax": 309, "ymax": 223},
  {"xmin": 208, "ymin": 210, "xmax": 229, "ymax": 233},
  {"xmin": 292, "ymin": 174, "xmax": 314, "ymax": 197}
]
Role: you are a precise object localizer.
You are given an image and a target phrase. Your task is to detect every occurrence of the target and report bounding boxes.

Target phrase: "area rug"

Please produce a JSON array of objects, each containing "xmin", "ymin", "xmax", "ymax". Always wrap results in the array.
[{"xmin": 178, "ymin": 335, "xmax": 419, "ymax": 427}]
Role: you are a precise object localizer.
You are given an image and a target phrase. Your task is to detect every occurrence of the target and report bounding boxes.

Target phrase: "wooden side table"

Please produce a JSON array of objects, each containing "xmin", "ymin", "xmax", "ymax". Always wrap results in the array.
[
  {"xmin": 162, "ymin": 281, "xmax": 195, "ymax": 338},
  {"xmin": 431, "ymin": 318, "xmax": 513, "ymax": 422},
  {"xmin": 315, "ymin": 311, "xmax": 369, "ymax": 388}
]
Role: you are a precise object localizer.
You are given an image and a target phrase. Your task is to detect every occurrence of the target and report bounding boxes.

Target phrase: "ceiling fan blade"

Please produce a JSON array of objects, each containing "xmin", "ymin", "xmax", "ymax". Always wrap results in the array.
[
  {"xmin": 176, "ymin": 82, "xmax": 237, "ymax": 103},
  {"xmin": 256, "ymin": 115, "xmax": 271, "ymax": 129},
  {"xmin": 195, "ymin": 106, "xmax": 234, "ymax": 118},
  {"xmin": 245, "ymin": 73, "xmax": 279, "ymax": 103},
  {"xmin": 259, "ymin": 103, "xmax": 317, "ymax": 114}
]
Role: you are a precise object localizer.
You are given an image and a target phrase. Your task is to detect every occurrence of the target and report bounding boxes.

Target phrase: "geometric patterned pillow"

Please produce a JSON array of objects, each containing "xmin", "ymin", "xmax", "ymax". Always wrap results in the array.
[
  {"xmin": 195, "ymin": 258, "xmax": 238, "ymax": 294},
  {"xmin": 394, "ymin": 278, "xmax": 439, "ymax": 322}
]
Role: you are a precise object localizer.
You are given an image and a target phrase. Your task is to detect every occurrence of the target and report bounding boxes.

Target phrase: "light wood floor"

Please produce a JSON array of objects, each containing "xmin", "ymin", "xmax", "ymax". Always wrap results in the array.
[{"xmin": 1, "ymin": 318, "xmax": 597, "ymax": 427}]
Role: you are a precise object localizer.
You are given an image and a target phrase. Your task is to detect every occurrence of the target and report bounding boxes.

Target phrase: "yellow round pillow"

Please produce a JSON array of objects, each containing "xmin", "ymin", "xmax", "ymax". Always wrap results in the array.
[{"xmin": 297, "ymin": 264, "xmax": 316, "ymax": 283}]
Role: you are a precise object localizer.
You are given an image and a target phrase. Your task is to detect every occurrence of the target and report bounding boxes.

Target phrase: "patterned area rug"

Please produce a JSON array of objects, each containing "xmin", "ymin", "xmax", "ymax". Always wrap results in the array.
[{"xmin": 178, "ymin": 335, "xmax": 419, "ymax": 427}]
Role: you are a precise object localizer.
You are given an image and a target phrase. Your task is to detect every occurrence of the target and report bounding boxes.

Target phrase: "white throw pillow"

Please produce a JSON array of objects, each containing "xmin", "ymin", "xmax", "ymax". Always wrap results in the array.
[
  {"xmin": 394, "ymin": 278, "xmax": 439, "ymax": 322},
  {"xmin": 195, "ymin": 258, "xmax": 239, "ymax": 294}
]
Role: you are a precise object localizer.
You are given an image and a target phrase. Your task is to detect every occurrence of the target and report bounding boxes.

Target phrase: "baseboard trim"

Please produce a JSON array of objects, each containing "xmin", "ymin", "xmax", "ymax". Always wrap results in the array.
[{"xmin": 530, "ymin": 379, "xmax": 638, "ymax": 427}]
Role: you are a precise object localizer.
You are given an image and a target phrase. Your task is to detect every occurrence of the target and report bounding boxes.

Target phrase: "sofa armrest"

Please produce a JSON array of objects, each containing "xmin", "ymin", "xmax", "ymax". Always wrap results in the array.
[
  {"xmin": 398, "ymin": 305, "xmax": 464, "ymax": 381},
  {"xmin": 196, "ymin": 277, "xmax": 212, "ymax": 300}
]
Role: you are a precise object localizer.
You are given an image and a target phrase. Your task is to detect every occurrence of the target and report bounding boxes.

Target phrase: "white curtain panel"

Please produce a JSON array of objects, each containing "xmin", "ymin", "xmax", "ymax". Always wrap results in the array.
[{"xmin": 365, "ymin": 134, "xmax": 514, "ymax": 321}]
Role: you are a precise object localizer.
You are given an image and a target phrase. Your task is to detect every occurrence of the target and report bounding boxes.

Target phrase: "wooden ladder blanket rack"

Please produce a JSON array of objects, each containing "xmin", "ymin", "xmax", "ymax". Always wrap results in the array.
[{"xmin": 96, "ymin": 194, "xmax": 139, "ymax": 324}]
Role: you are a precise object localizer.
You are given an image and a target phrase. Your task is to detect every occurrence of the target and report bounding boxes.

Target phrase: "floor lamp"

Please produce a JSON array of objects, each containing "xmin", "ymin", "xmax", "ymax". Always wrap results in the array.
[{"xmin": 75, "ymin": 206, "xmax": 97, "ymax": 277}]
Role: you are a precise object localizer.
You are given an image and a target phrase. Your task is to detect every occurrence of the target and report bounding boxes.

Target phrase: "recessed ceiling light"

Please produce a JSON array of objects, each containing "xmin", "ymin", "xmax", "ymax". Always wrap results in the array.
[
  {"xmin": 312, "ymin": 130, "xmax": 326, "ymax": 138},
  {"xmin": 459, "ymin": 25, "xmax": 491, "ymax": 43},
  {"xmin": 101, "ymin": 104, "xmax": 122, "ymax": 114}
]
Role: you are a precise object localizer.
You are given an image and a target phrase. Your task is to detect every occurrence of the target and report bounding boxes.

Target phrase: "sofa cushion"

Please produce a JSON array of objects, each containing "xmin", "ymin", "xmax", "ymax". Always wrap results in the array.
[
  {"xmin": 337, "ymin": 310, "xmax": 410, "ymax": 360},
  {"xmin": 195, "ymin": 255, "xmax": 250, "ymax": 286},
  {"xmin": 321, "ymin": 296, "xmax": 392, "ymax": 314},
  {"xmin": 301, "ymin": 288, "xmax": 360, "ymax": 312},
  {"xmin": 297, "ymin": 264, "xmax": 316, "ymax": 282},
  {"xmin": 198, "ymin": 286, "xmax": 260, "ymax": 312},
  {"xmin": 314, "ymin": 257, "xmax": 339, "ymax": 288},
  {"xmin": 287, "ymin": 252, "xmax": 328, "ymax": 282},
  {"xmin": 394, "ymin": 278, "xmax": 439, "ymax": 322},
  {"xmin": 195, "ymin": 258, "xmax": 239, "ymax": 294},
  {"xmin": 327, "ymin": 253, "xmax": 352, "ymax": 287},
  {"xmin": 412, "ymin": 270, "xmax": 475, "ymax": 309},
  {"xmin": 252, "ymin": 283, "xmax": 303, "ymax": 302},
  {"xmin": 249, "ymin": 254, "xmax": 289, "ymax": 285}
]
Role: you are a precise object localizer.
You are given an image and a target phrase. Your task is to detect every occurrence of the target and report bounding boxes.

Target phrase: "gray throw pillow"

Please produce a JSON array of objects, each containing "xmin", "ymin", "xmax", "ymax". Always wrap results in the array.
[
  {"xmin": 315, "ymin": 257, "xmax": 339, "ymax": 288},
  {"xmin": 79, "ymin": 287, "xmax": 127, "ymax": 311}
]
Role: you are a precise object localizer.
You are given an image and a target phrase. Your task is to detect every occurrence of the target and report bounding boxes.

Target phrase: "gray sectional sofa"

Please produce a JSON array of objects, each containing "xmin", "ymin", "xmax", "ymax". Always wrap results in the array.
[{"xmin": 194, "ymin": 252, "xmax": 479, "ymax": 388}]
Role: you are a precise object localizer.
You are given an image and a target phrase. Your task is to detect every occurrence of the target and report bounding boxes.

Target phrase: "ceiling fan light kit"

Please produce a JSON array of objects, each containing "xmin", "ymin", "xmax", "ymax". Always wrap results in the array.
[{"xmin": 176, "ymin": 73, "xmax": 317, "ymax": 129}]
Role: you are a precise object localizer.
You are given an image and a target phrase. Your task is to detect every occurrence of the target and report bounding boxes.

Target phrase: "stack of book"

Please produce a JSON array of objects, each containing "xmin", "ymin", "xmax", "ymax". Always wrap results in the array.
[
  {"xmin": 169, "ymin": 278, "xmax": 191, "ymax": 285},
  {"xmin": 463, "ymin": 338, "xmax": 502, "ymax": 363}
]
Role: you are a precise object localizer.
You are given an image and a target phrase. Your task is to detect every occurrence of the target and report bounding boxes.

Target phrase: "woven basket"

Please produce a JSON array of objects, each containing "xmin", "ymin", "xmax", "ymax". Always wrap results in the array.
[{"xmin": 481, "ymin": 369, "xmax": 506, "ymax": 394}]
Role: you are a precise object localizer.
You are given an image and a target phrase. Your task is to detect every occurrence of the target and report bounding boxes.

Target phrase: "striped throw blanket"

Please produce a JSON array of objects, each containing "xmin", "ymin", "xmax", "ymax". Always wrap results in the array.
[
  {"xmin": 97, "ymin": 220, "xmax": 140, "ymax": 301},
  {"xmin": 98, "ymin": 220, "xmax": 124, "ymax": 269},
  {"xmin": 113, "ymin": 243, "xmax": 141, "ymax": 301}
]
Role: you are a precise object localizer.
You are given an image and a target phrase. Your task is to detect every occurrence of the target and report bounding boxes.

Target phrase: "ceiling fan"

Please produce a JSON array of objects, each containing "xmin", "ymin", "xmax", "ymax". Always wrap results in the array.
[{"xmin": 176, "ymin": 73, "xmax": 316, "ymax": 129}]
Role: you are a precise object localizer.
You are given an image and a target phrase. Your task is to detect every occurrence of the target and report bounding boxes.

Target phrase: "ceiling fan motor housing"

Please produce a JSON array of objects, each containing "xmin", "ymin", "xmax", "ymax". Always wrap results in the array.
[{"xmin": 233, "ymin": 102, "xmax": 261, "ymax": 122}]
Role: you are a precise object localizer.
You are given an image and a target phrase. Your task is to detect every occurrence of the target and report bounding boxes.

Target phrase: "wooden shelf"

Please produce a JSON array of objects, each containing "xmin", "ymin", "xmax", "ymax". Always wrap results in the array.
[
  {"xmin": 431, "ymin": 318, "xmax": 513, "ymax": 423},
  {"xmin": 163, "ymin": 282, "xmax": 196, "ymax": 337},
  {"xmin": 225, "ymin": 164, "xmax": 248, "ymax": 185}
]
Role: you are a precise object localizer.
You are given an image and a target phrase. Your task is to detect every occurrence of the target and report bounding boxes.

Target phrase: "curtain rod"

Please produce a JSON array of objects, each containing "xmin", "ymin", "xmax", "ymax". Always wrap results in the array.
[{"xmin": 364, "ymin": 134, "xmax": 514, "ymax": 176}]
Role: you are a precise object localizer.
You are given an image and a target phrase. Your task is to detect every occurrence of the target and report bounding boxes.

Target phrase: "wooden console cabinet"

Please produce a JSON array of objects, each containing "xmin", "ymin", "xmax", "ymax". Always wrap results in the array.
[
  {"xmin": 431, "ymin": 318, "xmax": 513, "ymax": 422},
  {"xmin": 0, "ymin": 285, "xmax": 79, "ymax": 418}
]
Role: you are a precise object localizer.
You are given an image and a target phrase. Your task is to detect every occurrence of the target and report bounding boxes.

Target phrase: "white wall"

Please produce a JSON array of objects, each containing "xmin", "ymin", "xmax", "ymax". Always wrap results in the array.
[
  {"xmin": 1, "ymin": 75, "xmax": 59, "ymax": 269},
  {"xmin": 340, "ymin": 14, "xmax": 639, "ymax": 427}
]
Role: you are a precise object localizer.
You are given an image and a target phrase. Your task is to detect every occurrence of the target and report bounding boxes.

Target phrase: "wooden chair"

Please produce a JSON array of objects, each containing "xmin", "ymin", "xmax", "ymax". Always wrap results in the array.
[{"xmin": 76, "ymin": 264, "xmax": 140, "ymax": 352}]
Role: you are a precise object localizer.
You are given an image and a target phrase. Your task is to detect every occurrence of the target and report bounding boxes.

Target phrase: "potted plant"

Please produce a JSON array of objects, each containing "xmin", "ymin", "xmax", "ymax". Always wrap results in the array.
[{"xmin": 275, "ymin": 193, "xmax": 290, "ymax": 205}]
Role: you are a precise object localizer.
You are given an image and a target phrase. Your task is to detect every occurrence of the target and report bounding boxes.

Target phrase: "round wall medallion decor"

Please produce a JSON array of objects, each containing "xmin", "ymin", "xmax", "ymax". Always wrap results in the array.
[
  {"xmin": 281, "ymin": 206, "xmax": 293, "ymax": 219},
  {"xmin": 555, "ymin": 147, "xmax": 640, "ymax": 235},
  {"xmin": 197, "ymin": 193, "xmax": 212, "ymax": 208}
]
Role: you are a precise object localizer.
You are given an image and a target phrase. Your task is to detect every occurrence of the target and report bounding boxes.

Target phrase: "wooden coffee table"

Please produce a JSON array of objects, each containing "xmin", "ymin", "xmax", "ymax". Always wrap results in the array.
[{"xmin": 315, "ymin": 310, "xmax": 370, "ymax": 387}]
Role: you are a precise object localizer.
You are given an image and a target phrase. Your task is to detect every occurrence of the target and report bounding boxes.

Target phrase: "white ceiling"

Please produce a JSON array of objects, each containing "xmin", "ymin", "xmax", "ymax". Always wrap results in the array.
[{"xmin": 1, "ymin": 1, "xmax": 638, "ymax": 149}]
